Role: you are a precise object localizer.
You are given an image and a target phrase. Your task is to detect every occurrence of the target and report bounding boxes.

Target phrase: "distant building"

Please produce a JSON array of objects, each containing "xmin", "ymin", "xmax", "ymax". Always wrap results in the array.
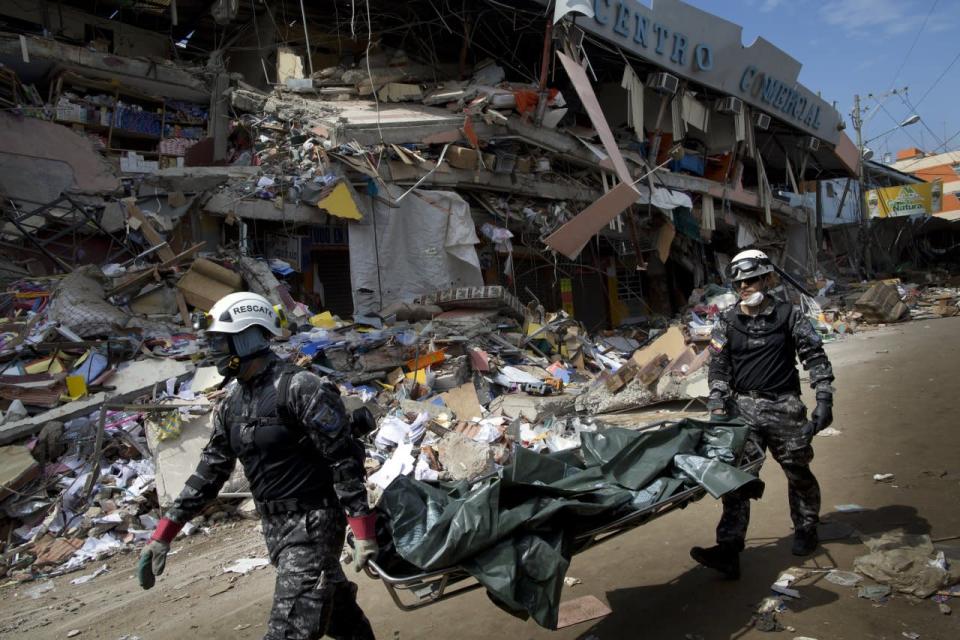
[
  {"xmin": 789, "ymin": 161, "xmax": 922, "ymax": 226},
  {"xmin": 892, "ymin": 147, "xmax": 960, "ymax": 217}
]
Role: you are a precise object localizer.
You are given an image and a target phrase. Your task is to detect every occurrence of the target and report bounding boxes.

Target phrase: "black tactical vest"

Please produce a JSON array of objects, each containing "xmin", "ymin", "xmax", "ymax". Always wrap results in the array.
[
  {"xmin": 224, "ymin": 363, "xmax": 338, "ymax": 512},
  {"xmin": 726, "ymin": 302, "xmax": 801, "ymax": 395}
]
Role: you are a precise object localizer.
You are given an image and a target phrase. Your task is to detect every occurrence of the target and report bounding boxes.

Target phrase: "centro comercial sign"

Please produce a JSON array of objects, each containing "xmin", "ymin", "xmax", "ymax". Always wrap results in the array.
[{"xmin": 547, "ymin": 0, "xmax": 842, "ymax": 144}]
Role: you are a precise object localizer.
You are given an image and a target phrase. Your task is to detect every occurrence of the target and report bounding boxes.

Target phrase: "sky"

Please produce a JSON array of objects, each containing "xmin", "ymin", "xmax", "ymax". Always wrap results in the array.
[{"xmin": 681, "ymin": 0, "xmax": 960, "ymax": 161}]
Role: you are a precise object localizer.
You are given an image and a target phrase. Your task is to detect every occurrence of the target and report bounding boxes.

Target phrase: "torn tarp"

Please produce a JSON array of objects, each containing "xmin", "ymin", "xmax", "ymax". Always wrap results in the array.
[
  {"xmin": 349, "ymin": 188, "xmax": 483, "ymax": 314},
  {"xmin": 377, "ymin": 419, "xmax": 759, "ymax": 629}
]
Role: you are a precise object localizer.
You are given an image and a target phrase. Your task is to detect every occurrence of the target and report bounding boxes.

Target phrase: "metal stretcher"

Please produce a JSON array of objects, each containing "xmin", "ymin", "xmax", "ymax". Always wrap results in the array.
[{"xmin": 364, "ymin": 427, "xmax": 766, "ymax": 612}]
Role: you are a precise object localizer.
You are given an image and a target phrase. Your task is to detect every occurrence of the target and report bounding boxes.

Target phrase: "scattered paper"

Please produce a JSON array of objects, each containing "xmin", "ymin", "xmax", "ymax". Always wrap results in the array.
[
  {"xmin": 70, "ymin": 564, "xmax": 109, "ymax": 585},
  {"xmin": 825, "ymin": 570, "xmax": 862, "ymax": 587},
  {"xmin": 873, "ymin": 473, "xmax": 895, "ymax": 483},
  {"xmin": 563, "ymin": 576, "xmax": 582, "ymax": 587},
  {"xmin": 816, "ymin": 427, "xmax": 842, "ymax": 437},
  {"xmin": 835, "ymin": 504, "xmax": 867, "ymax": 513},
  {"xmin": 369, "ymin": 442, "xmax": 416, "ymax": 489},
  {"xmin": 223, "ymin": 558, "xmax": 270, "ymax": 575}
]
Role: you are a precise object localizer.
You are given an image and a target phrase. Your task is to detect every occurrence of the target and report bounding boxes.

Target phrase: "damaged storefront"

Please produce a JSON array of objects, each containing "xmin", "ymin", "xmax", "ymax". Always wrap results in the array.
[
  {"xmin": 2, "ymin": 0, "xmax": 860, "ymax": 328},
  {"xmin": 2, "ymin": 1, "xmax": 959, "ymax": 634}
]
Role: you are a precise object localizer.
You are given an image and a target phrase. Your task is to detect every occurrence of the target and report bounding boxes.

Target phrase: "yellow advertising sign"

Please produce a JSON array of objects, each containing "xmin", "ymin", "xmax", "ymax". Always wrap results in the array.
[{"xmin": 866, "ymin": 181, "xmax": 942, "ymax": 218}]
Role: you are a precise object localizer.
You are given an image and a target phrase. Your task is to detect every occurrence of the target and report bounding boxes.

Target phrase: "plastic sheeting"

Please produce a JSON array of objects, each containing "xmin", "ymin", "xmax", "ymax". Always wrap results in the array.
[
  {"xmin": 378, "ymin": 419, "xmax": 759, "ymax": 628},
  {"xmin": 349, "ymin": 188, "xmax": 483, "ymax": 315}
]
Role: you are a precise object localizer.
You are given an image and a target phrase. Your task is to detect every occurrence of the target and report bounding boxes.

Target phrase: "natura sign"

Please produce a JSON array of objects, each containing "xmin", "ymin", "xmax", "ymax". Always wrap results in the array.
[{"xmin": 549, "ymin": 0, "xmax": 842, "ymax": 144}]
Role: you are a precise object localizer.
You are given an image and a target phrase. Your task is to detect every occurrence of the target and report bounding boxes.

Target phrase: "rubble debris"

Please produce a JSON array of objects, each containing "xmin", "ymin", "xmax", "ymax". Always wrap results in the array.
[
  {"xmin": 854, "ymin": 283, "xmax": 910, "ymax": 323},
  {"xmin": 223, "ymin": 558, "xmax": 270, "ymax": 575},
  {"xmin": 0, "ymin": 2, "xmax": 956, "ymax": 630},
  {"xmin": 555, "ymin": 595, "xmax": 612, "ymax": 629},
  {"xmin": 436, "ymin": 431, "xmax": 494, "ymax": 482},
  {"xmin": 854, "ymin": 531, "xmax": 960, "ymax": 598}
]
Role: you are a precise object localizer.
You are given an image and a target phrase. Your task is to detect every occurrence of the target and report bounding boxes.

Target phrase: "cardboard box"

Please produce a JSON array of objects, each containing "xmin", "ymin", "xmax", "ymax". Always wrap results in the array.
[
  {"xmin": 447, "ymin": 146, "xmax": 481, "ymax": 170},
  {"xmin": 176, "ymin": 258, "xmax": 243, "ymax": 311}
]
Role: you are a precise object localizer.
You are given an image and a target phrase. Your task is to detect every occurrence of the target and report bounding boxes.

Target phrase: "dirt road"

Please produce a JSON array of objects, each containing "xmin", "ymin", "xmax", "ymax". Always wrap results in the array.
[{"xmin": 4, "ymin": 317, "xmax": 959, "ymax": 639}]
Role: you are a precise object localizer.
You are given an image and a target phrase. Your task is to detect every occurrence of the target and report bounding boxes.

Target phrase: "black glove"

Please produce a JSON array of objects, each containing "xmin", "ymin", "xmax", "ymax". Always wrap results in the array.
[{"xmin": 810, "ymin": 393, "xmax": 833, "ymax": 433}]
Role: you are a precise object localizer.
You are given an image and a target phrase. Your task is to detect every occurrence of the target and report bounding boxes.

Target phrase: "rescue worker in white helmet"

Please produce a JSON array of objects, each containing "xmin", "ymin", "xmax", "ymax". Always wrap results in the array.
[
  {"xmin": 690, "ymin": 250, "xmax": 835, "ymax": 578},
  {"xmin": 137, "ymin": 292, "xmax": 377, "ymax": 639}
]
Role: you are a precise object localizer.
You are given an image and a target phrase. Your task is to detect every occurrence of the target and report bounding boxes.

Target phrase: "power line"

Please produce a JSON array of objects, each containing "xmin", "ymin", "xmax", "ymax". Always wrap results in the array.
[
  {"xmin": 912, "ymin": 48, "xmax": 960, "ymax": 110},
  {"xmin": 872, "ymin": 100, "xmax": 925, "ymax": 151},
  {"xmin": 896, "ymin": 91, "xmax": 945, "ymax": 148},
  {"xmin": 885, "ymin": 0, "xmax": 939, "ymax": 93}
]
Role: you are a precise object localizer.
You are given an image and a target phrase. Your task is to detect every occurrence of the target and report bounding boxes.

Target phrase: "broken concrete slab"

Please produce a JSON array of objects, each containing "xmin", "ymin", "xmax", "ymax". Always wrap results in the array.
[
  {"xmin": 574, "ymin": 375, "xmax": 656, "ymax": 415},
  {"xmin": 488, "ymin": 392, "xmax": 576, "ymax": 422},
  {"xmin": 146, "ymin": 411, "xmax": 247, "ymax": 507},
  {"xmin": 202, "ymin": 192, "xmax": 332, "ymax": 224},
  {"xmin": 0, "ymin": 444, "xmax": 40, "ymax": 501},
  {"xmin": 656, "ymin": 366, "xmax": 709, "ymax": 401},
  {"xmin": 0, "ymin": 112, "xmax": 120, "ymax": 197},
  {"xmin": 147, "ymin": 166, "xmax": 260, "ymax": 193},
  {"xmin": 436, "ymin": 431, "xmax": 494, "ymax": 481},
  {"xmin": 0, "ymin": 359, "xmax": 194, "ymax": 445},
  {"xmin": 556, "ymin": 595, "xmax": 612, "ymax": 629},
  {"xmin": 855, "ymin": 283, "xmax": 910, "ymax": 323}
]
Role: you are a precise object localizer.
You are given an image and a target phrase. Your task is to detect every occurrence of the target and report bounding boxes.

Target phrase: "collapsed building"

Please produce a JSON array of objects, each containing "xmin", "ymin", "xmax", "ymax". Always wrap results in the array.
[
  {"xmin": 1, "ymin": 0, "xmax": 959, "ymax": 625},
  {"xmin": 1, "ymin": 0, "xmax": 868, "ymax": 329}
]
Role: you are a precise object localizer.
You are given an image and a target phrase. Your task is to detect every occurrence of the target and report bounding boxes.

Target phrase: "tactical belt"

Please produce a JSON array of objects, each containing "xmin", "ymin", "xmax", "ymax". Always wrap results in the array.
[
  {"xmin": 735, "ymin": 389, "xmax": 798, "ymax": 401},
  {"xmin": 256, "ymin": 496, "xmax": 337, "ymax": 515}
]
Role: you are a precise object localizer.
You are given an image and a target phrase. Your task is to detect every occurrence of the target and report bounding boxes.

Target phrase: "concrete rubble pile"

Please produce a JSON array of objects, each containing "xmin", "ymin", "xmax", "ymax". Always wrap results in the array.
[
  {"xmin": 0, "ymin": 248, "xmax": 721, "ymax": 584},
  {"xmin": 798, "ymin": 273, "xmax": 960, "ymax": 341},
  {"xmin": 2, "ymin": 0, "xmax": 959, "ymax": 607}
]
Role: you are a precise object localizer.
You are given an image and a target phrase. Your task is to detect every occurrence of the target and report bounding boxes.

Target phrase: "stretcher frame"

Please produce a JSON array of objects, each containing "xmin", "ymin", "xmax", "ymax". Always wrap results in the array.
[{"xmin": 364, "ymin": 422, "xmax": 766, "ymax": 612}]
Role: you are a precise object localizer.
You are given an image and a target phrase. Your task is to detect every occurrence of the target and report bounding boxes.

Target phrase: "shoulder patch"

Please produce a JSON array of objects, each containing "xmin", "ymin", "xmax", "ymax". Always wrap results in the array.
[{"xmin": 709, "ymin": 334, "xmax": 727, "ymax": 354}]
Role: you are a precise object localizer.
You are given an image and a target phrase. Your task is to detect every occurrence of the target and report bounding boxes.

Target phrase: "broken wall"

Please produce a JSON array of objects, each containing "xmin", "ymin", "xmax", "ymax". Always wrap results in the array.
[
  {"xmin": 0, "ymin": 114, "xmax": 120, "ymax": 199},
  {"xmin": 0, "ymin": 4, "xmax": 170, "ymax": 58},
  {"xmin": 349, "ymin": 188, "xmax": 483, "ymax": 314}
]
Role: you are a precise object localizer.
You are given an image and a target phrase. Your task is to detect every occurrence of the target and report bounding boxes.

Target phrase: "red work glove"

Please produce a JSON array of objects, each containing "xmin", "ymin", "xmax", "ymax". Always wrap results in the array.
[
  {"xmin": 138, "ymin": 518, "xmax": 183, "ymax": 589},
  {"xmin": 347, "ymin": 514, "xmax": 378, "ymax": 573}
]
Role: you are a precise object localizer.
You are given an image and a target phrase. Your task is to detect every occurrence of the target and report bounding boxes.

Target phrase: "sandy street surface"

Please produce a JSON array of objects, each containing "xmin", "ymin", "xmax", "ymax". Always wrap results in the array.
[{"xmin": 3, "ymin": 317, "xmax": 959, "ymax": 640}]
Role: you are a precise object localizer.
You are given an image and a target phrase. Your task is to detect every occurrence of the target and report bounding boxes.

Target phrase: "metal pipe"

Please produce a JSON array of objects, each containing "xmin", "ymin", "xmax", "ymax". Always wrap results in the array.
[
  {"xmin": 534, "ymin": 17, "xmax": 554, "ymax": 126},
  {"xmin": 299, "ymin": 0, "xmax": 314, "ymax": 77}
]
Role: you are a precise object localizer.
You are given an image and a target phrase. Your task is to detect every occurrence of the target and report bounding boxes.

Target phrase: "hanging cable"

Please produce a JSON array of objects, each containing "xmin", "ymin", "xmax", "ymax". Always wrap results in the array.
[
  {"xmin": 912, "ymin": 48, "xmax": 960, "ymax": 110},
  {"xmin": 896, "ymin": 91, "xmax": 945, "ymax": 148},
  {"xmin": 884, "ymin": 0, "xmax": 939, "ymax": 93}
]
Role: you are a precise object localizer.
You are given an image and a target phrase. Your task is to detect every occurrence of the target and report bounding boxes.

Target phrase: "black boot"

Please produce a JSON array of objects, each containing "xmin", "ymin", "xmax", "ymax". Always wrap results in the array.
[
  {"xmin": 690, "ymin": 543, "xmax": 740, "ymax": 579},
  {"xmin": 792, "ymin": 527, "xmax": 819, "ymax": 556}
]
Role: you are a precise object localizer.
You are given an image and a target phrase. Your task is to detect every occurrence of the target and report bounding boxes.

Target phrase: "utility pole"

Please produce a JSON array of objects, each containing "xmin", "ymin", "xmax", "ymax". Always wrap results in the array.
[{"xmin": 852, "ymin": 94, "xmax": 873, "ymax": 277}]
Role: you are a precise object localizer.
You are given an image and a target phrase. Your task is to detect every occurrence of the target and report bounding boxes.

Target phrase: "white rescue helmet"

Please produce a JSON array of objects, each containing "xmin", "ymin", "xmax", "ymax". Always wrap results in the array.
[
  {"xmin": 205, "ymin": 292, "xmax": 283, "ymax": 337},
  {"xmin": 729, "ymin": 249, "xmax": 775, "ymax": 282}
]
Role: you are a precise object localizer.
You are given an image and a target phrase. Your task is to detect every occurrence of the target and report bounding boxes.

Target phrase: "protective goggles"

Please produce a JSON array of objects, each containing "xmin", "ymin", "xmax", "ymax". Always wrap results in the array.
[
  {"xmin": 728, "ymin": 257, "xmax": 770, "ymax": 279},
  {"xmin": 205, "ymin": 332, "xmax": 232, "ymax": 355}
]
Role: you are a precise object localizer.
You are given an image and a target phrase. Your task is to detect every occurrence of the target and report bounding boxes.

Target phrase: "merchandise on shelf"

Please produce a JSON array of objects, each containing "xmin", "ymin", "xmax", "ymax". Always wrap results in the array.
[
  {"xmin": 159, "ymin": 137, "xmax": 200, "ymax": 156},
  {"xmin": 162, "ymin": 123, "xmax": 205, "ymax": 140},
  {"xmin": 113, "ymin": 101, "xmax": 163, "ymax": 136}
]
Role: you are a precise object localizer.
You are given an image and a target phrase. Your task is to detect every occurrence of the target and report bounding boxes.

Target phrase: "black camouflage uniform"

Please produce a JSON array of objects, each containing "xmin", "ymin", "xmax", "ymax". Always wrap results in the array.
[
  {"xmin": 707, "ymin": 298, "xmax": 834, "ymax": 550},
  {"xmin": 166, "ymin": 353, "xmax": 375, "ymax": 640}
]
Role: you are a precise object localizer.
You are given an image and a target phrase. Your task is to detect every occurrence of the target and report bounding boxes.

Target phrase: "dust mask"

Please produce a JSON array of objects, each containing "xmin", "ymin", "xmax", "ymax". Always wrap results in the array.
[{"xmin": 741, "ymin": 291, "xmax": 764, "ymax": 307}]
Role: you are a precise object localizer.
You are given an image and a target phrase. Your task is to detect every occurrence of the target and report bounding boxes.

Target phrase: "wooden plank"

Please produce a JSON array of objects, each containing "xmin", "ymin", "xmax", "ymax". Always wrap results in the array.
[
  {"xmin": 556, "ymin": 51, "xmax": 632, "ymax": 184},
  {"xmin": 544, "ymin": 182, "xmax": 639, "ymax": 259},
  {"xmin": 108, "ymin": 242, "xmax": 204, "ymax": 297},
  {"xmin": 123, "ymin": 199, "xmax": 177, "ymax": 262},
  {"xmin": 175, "ymin": 290, "xmax": 191, "ymax": 326}
]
